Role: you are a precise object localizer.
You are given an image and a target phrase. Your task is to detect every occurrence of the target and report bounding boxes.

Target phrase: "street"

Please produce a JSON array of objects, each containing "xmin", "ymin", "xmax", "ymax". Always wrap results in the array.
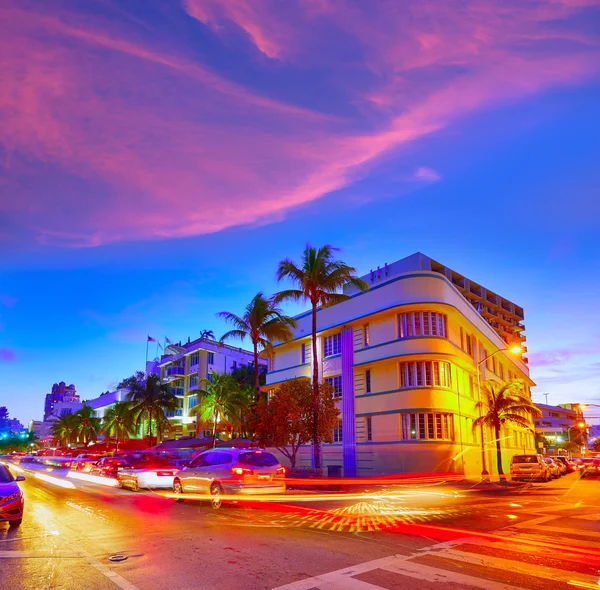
[{"xmin": 1, "ymin": 464, "xmax": 599, "ymax": 590}]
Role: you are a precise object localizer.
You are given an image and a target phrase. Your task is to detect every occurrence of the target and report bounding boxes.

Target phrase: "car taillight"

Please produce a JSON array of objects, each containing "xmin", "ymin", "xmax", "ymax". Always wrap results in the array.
[
  {"xmin": 155, "ymin": 470, "xmax": 177, "ymax": 476},
  {"xmin": 274, "ymin": 467, "xmax": 286, "ymax": 476},
  {"xmin": 231, "ymin": 467, "xmax": 254, "ymax": 477}
]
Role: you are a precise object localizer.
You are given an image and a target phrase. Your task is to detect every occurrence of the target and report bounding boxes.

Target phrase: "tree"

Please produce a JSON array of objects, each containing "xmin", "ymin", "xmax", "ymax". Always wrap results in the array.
[
  {"xmin": 189, "ymin": 372, "xmax": 248, "ymax": 447},
  {"xmin": 230, "ymin": 363, "xmax": 267, "ymax": 390},
  {"xmin": 51, "ymin": 413, "xmax": 79, "ymax": 446},
  {"xmin": 473, "ymin": 379, "xmax": 541, "ymax": 477},
  {"xmin": 0, "ymin": 407, "xmax": 8, "ymax": 422},
  {"xmin": 253, "ymin": 379, "xmax": 339, "ymax": 468},
  {"xmin": 73, "ymin": 404, "xmax": 102, "ymax": 444},
  {"xmin": 218, "ymin": 292, "xmax": 297, "ymax": 402},
  {"xmin": 200, "ymin": 329, "xmax": 215, "ymax": 340},
  {"xmin": 274, "ymin": 244, "xmax": 369, "ymax": 468},
  {"xmin": 591, "ymin": 438, "xmax": 600, "ymax": 453},
  {"xmin": 123, "ymin": 373, "xmax": 178, "ymax": 445},
  {"xmin": 102, "ymin": 401, "xmax": 135, "ymax": 452}
]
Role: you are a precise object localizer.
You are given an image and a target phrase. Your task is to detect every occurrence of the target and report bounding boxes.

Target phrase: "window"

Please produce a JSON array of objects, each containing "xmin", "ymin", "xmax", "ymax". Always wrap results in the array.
[
  {"xmin": 332, "ymin": 419, "xmax": 343, "ymax": 443},
  {"xmin": 398, "ymin": 312, "xmax": 447, "ymax": 339},
  {"xmin": 324, "ymin": 333, "xmax": 341, "ymax": 357},
  {"xmin": 366, "ymin": 417, "xmax": 372, "ymax": 441},
  {"xmin": 207, "ymin": 352, "xmax": 215, "ymax": 365},
  {"xmin": 484, "ymin": 349, "xmax": 492, "ymax": 370},
  {"xmin": 232, "ymin": 360, "xmax": 237, "ymax": 371},
  {"xmin": 189, "ymin": 375, "xmax": 199, "ymax": 387},
  {"xmin": 465, "ymin": 333, "xmax": 473, "ymax": 357},
  {"xmin": 399, "ymin": 361, "xmax": 452, "ymax": 388},
  {"xmin": 301, "ymin": 344, "xmax": 306, "ymax": 364},
  {"xmin": 363, "ymin": 324, "xmax": 370, "ymax": 347},
  {"xmin": 188, "ymin": 394, "xmax": 198, "ymax": 409},
  {"xmin": 469, "ymin": 375, "xmax": 476, "ymax": 398},
  {"xmin": 207, "ymin": 372, "xmax": 214, "ymax": 383},
  {"xmin": 498, "ymin": 363, "xmax": 504, "ymax": 380},
  {"xmin": 365, "ymin": 370, "xmax": 372, "ymax": 394},
  {"xmin": 325, "ymin": 375, "xmax": 343, "ymax": 398},
  {"xmin": 190, "ymin": 353, "xmax": 199, "ymax": 366},
  {"xmin": 401, "ymin": 413, "xmax": 454, "ymax": 441}
]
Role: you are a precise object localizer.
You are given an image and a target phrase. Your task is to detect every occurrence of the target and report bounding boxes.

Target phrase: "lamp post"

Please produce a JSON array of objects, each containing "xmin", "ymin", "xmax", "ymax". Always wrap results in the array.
[{"xmin": 476, "ymin": 345, "xmax": 523, "ymax": 479}]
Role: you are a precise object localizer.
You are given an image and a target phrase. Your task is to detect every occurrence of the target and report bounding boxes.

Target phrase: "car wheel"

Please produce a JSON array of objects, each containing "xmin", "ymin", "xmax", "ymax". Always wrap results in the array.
[
  {"xmin": 210, "ymin": 483, "xmax": 223, "ymax": 510},
  {"xmin": 173, "ymin": 479, "xmax": 184, "ymax": 501},
  {"xmin": 117, "ymin": 480, "xmax": 124, "ymax": 489},
  {"xmin": 131, "ymin": 480, "xmax": 139, "ymax": 492},
  {"xmin": 9, "ymin": 519, "xmax": 22, "ymax": 528}
]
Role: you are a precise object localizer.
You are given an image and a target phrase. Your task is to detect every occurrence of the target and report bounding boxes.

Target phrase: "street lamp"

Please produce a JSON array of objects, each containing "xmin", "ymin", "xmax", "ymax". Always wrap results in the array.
[{"xmin": 476, "ymin": 345, "xmax": 523, "ymax": 479}]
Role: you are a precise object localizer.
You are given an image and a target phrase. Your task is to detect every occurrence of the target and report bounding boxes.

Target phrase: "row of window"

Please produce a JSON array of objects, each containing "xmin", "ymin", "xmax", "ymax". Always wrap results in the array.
[
  {"xmin": 401, "ymin": 412, "xmax": 455, "ymax": 441},
  {"xmin": 398, "ymin": 312, "xmax": 448, "ymax": 339},
  {"xmin": 399, "ymin": 361, "xmax": 452, "ymax": 389}
]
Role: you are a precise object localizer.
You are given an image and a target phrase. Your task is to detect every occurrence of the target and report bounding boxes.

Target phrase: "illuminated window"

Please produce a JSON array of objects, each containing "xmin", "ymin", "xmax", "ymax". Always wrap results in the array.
[
  {"xmin": 399, "ymin": 361, "xmax": 452, "ymax": 388},
  {"xmin": 398, "ymin": 312, "xmax": 447, "ymax": 339},
  {"xmin": 363, "ymin": 324, "xmax": 370, "ymax": 347},
  {"xmin": 324, "ymin": 333, "xmax": 342, "ymax": 357},
  {"xmin": 332, "ymin": 419, "xmax": 343, "ymax": 443},
  {"xmin": 401, "ymin": 413, "xmax": 454, "ymax": 441},
  {"xmin": 325, "ymin": 375, "xmax": 342, "ymax": 398},
  {"xmin": 365, "ymin": 370, "xmax": 371, "ymax": 393}
]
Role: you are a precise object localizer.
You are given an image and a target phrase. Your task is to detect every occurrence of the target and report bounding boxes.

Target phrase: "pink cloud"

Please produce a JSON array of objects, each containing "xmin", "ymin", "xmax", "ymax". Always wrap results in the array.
[
  {"xmin": 0, "ymin": 349, "xmax": 16, "ymax": 362},
  {"xmin": 1, "ymin": 1, "xmax": 600, "ymax": 246},
  {"xmin": 414, "ymin": 167, "xmax": 442, "ymax": 182}
]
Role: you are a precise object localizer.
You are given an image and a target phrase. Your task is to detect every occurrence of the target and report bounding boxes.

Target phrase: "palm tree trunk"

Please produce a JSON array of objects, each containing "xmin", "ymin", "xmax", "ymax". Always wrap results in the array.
[
  {"xmin": 212, "ymin": 416, "xmax": 217, "ymax": 448},
  {"xmin": 116, "ymin": 435, "xmax": 119, "ymax": 453},
  {"xmin": 148, "ymin": 409, "xmax": 152, "ymax": 447},
  {"xmin": 311, "ymin": 301, "xmax": 321, "ymax": 470},
  {"xmin": 495, "ymin": 426, "xmax": 504, "ymax": 478},
  {"xmin": 253, "ymin": 341, "xmax": 260, "ymax": 403}
]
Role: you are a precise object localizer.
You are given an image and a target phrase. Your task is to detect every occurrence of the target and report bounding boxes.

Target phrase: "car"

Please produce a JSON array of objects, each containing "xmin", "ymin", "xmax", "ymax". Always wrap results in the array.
[
  {"xmin": 173, "ymin": 448, "xmax": 286, "ymax": 508},
  {"xmin": 510, "ymin": 454, "xmax": 550, "ymax": 482},
  {"xmin": 543, "ymin": 457, "xmax": 561, "ymax": 478},
  {"xmin": 581, "ymin": 458, "xmax": 600, "ymax": 479},
  {"xmin": 552, "ymin": 457, "xmax": 567, "ymax": 475},
  {"xmin": 117, "ymin": 464, "xmax": 180, "ymax": 491},
  {"xmin": 570, "ymin": 458, "xmax": 585, "ymax": 470},
  {"xmin": 89, "ymin": 457, "xmax": 132, "ymax": 478},
  {"xmin": 0, "ymin": 464, "xmax": 25, "ymax": 527},
  {"xmin": 555, "ymin": 456, "xmax": 575, "ymax": 473},
  {"xmin": 70, "ymin": 454, "xmax": 102, "ymax": 472}
]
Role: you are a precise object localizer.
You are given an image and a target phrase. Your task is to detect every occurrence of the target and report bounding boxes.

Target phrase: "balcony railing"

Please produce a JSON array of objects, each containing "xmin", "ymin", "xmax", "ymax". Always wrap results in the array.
[
  {"xmin": 166, "ymin": 367, "xmax": 185, "ymax": 377},
  {"xmin": 169, "ymin": 387, "xmax": 184, "ymax": 396},
  {"xmin": 165, "ymin": 409, "xmax": 183, "ymax": 418}
]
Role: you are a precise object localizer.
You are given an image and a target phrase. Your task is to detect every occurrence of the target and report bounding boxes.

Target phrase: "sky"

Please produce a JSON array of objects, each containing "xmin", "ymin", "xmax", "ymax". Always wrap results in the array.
[{"xmin": 1, "ymin": 0, "xmax": 599, "ymax": 426}]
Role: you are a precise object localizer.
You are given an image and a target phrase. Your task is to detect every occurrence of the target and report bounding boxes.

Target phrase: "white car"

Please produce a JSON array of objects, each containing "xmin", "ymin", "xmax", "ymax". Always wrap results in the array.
[{"xmin": 117, "ymin": 467, "xmax": 179, "ymax": 492}]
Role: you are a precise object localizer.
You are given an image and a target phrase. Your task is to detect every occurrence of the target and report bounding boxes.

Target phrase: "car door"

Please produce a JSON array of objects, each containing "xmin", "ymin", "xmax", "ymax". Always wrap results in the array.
[
  {"xmin": 195, "ymin": 451, "xmax": 222, "ymax": 493},
  {"xmin": 181, "ymin": 454, "xmax": 206, "ymax": 492}
]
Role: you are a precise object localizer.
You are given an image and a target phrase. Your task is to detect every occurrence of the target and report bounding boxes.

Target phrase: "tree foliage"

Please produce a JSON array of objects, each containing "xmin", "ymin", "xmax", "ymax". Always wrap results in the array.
[
  {"xmin": 274, "ymin": 244, "xmax": 368, "ymax": 468},
  {"xmin": 101, "ymin": 401, "xmax": 136, "ymax": 451},
  {"xmin": 252, "ymin": 379, "xmax": 340, "ymax": 468},
  {"xmin": 473, "ymin": 379, "xmax": 541, "ymax": 476}
]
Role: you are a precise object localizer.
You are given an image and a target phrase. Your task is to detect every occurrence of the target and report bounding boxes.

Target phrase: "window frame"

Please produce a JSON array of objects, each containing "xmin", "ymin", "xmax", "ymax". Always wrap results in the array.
[
  {"xmin": 325, "ymin": 375, "xmax": 343, "ymax": 398},
  {"xmin": 323, "ymin": 333, "xmax": 342, "ymax": 357}
]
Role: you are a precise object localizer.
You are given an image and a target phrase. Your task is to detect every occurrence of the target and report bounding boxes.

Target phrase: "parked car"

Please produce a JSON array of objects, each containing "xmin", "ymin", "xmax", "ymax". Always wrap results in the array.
[
  {"xmin": 173, "ymin": 448, "xmax": 286, "ymax": 508},
  {"xmin": 580, "ymin": 458, "xmax": 600, "ymax": 479},
  {"xmin": 70, "ymin": 454, "xmax": 102, "ymax": 472},
  {"xmin": 89, "ymin": 458, "xmax": 132, "ymax": 478},
  {"xmin": 117, "ymin": 465, "xmax": 179, "ymax": 491},
  {"xmin": 0, "ymin": 464, "xmax": 25, "ymax": 528},
  {"xmin": 543, "ymin": 457, "xmax": 561, "ymax": 479},
  {"xmin": 510, "ymin": 454, "xmax": 550, "ymax": 482},
  {"xmin": 552, "ymin": 457, "xmax": 567, "ymax": 475},
  {"xmin": 554, "ymin": 456, "xmax": 575, "ymax": 473},
  {"xmin": 570, "ymin": 458, "xmax": 585, "ymax": 471}
]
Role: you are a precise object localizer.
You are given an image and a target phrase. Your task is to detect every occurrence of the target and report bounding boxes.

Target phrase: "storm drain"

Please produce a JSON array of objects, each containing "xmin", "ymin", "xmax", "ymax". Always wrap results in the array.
[{"xmin": 108, "ymin": 554, "xmax": 128, "ymax": 563}]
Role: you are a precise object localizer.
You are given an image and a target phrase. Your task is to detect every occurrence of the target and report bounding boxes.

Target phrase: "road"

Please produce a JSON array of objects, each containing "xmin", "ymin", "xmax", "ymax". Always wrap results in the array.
[{"xmin": 1, "ymin": 464, "xmax": 599, "ymax": 590}]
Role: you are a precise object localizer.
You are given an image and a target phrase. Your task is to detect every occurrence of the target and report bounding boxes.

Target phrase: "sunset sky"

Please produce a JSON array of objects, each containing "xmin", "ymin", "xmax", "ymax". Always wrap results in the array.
[{"xmin": 1, "ymin": 0, "xmax": 599, "ymax": 425}]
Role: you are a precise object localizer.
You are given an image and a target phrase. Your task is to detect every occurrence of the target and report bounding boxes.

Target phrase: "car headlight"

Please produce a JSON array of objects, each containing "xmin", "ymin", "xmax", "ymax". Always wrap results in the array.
[{"xmin": 2, "ymin": 492, "xmax": 22, "ymax": 503}]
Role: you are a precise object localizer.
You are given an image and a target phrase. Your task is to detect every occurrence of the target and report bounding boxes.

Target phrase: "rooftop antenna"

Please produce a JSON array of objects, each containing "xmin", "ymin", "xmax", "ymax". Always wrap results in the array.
[{"xmin": 543, "ymin": 393, "xmax": 549, "ymax": 404}]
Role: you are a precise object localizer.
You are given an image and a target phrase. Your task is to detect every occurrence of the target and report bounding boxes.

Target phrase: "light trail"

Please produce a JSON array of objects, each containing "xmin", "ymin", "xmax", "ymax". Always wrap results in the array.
[
  {"xmin": 67, "ymin": 471, "xmax": 119, "ymax": 487},
  {"xmin": 34, "ymin": 473, "xmax": 76, "ymax": 489}
]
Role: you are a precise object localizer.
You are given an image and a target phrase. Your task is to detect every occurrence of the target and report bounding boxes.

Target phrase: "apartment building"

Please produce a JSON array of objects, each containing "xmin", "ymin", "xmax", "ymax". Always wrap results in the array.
[
  {"xmin": 158, "ymin": 336, "xmax": 262, "ymax": 437},
  {"xmin": 534, "ymin": 403, "xmax": 586, "ymax": 445},
  {"xmin": 44, "ymin": 381, "xmax": 81, "ymax": 420},
  {"xmin": 265, "ymin": 252, "xmax": 535, "ymax": 479}
]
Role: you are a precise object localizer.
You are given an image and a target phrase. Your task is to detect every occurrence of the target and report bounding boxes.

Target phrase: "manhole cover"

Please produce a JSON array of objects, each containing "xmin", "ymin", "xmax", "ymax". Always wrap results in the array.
[{"xmin": 108, "ymin": 555, "xmax": 128, "ymax": 562}]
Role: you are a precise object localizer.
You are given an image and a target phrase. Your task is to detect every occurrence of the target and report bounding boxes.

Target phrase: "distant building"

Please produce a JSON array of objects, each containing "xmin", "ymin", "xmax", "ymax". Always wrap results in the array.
[
  {"xmin": 159, "ymin": 336, "xmax": 262, "ymax": 438},
  {"xmin": 266, "ymin": 252, "xmax": 534, "ymax": 478},
  {"xmin": 44, "ymin": 381, "xmax": 81, "ymax": 420},
  {"xmin": 533, "ymin": 403, "xmax": 586, "ymax": 448}
]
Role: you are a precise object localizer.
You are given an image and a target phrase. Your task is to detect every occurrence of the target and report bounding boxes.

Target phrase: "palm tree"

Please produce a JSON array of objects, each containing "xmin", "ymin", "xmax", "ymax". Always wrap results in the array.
[
  {"xmin": 73, "ymin": 404, "xmax": 102, "ymax": 444},
  {"xmin": 102, "ymin": 402, "xmax": 135, "ymax": 452},
  {"xmin": 274, "ymin": 244, "xmax": 369, "ymax": 469},
  {"xmin": 124, "ymin": 373, "xmax": 178, "ymax": 445},
  {"xmin": 473, "ymin": 379, "xmax": 542, "ymax": 478},
  {"xmin": 218, "ymin": 292, "xmax": 297, "ymax": 402},
  {"xmin": 189, "ymin": 372, "xmax": 248, "ymax": 447},
  {"xmin": 51, "ymin": 413, "xmax": 79, "ymax": 446},
  {"xmin": 200, "ymin": 329, "xmax": 215, "ymax": 340}
]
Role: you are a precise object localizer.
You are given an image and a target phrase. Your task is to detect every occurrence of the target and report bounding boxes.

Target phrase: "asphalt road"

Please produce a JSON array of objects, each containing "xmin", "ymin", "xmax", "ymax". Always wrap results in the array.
[{"xmin": 1, "ymin": 464, "xmax": 599, "ymax": 590}]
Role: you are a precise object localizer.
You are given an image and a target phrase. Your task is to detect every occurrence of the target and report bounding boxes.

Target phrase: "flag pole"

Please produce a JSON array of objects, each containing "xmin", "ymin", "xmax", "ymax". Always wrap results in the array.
[{"xmin": 146, "ymin": 336, "xmax": 149, "ymax": 365}]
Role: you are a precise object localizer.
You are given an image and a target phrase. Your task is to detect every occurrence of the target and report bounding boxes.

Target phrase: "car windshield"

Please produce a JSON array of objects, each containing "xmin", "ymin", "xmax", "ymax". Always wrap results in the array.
[
  {"xmin": 238, "ymin": 452, "xmax": 279, "ymax": 467},
  {"xmin": 544, "ymin": 458, "xmax": 554, "ymax": 463},
  {"xmin": 0, "ymin": 465, "xmax": 15, "ymax": 483},
  {"xmin": 512, "ymin": 455, "xmax": 539, "ymax": 464}
]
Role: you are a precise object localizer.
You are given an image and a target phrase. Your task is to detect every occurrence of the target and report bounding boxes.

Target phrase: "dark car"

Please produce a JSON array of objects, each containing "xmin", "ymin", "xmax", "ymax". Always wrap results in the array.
[
  {"xmin": 0, "ymin": 464, "xmax": 25, "ymax": 527},
  {"xmin": 581, "ymin": 458, "xmax": 600, "ymax": 479},
  {"xmin": 554, "ymin": 456, "xmax": 575, "ymax": 473},
  {"xmin": 89, "ymin": 457, "xmax": 132, "ymax": 478}
]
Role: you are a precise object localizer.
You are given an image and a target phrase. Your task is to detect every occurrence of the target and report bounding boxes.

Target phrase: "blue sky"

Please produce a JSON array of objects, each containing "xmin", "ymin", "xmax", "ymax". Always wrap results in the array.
[{"xmin": 1, "ymin": 0, "xmax": 599, "ymax": 425}]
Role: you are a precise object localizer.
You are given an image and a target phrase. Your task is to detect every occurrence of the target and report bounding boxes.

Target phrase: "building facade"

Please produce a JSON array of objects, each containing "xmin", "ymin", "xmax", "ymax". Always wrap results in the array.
[
  {"xmin": 533, "ymin": 403, "xmax": 586, "ymax": 448},
  {"xmin": 44, "ymin": 382, "xmax": 80, "ymax": 420},
  {"xmin": 158, "ymin": 336, "xmax": 262, "ymax": 438},
  {"xmin": 265, "ymin": 253, "xmax": 535, "ymax": 479}
]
